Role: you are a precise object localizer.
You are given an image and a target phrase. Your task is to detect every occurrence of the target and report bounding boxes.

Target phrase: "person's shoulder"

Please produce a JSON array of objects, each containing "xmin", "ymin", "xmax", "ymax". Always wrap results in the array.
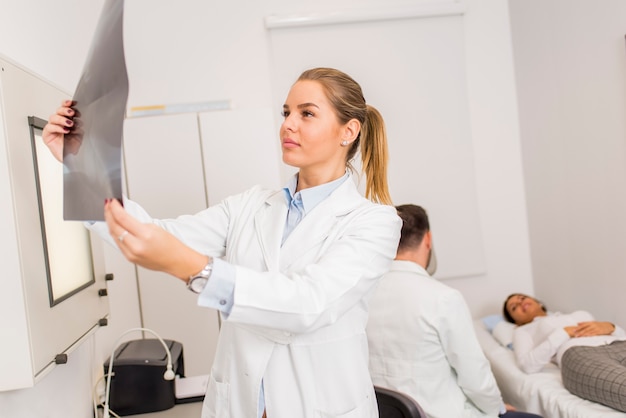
[
  {"xmin": 225, "ymin": 184, "xmax": 280, "ymax": 201},
  {"xmin": 217, "ymin": 185, "xmax": 283, "ymax": 214},
  {"xmin": 342, "ymin": 198, "xmax": 401, "ymax": 230},
  {"xmin": 367, "ymin": 202, "xmax": 401, "ymax": 218},
  {"xmin": 384, "ymin": 273, "xmax": 447, "ymax": 311},
  {"xmin": 437, "ymin": 283, "xmax": 469, "ymax": 306},
  {"xmin": 329, "ymin": 176, "xmax": 397, "ymax": 214},
  {"xmin": 404, "ymin": 271, "xmax": 459, "ymax": 300},
  {"xmin": 410, "ymin": 271, "xmax": 458, "ymax": 295}
]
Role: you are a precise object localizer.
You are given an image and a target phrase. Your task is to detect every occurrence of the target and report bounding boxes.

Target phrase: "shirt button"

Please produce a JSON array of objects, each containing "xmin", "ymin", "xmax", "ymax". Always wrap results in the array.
[{"xmin": 219, "ymin": 300, "xmax": 227, "ymax": 306}]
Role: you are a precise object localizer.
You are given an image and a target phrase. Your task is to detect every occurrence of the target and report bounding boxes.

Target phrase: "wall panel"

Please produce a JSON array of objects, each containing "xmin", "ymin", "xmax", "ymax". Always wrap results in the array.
[{"xmin": 267, "ymin": 11, "xmax": 486, "ymax": 279}]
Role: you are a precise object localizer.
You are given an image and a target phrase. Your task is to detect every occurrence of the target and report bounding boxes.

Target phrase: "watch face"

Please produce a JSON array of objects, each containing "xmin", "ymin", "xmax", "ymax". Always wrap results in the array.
[{"xmin": 189, "ymin": 276, "xmax": 208, "ymax": 293}]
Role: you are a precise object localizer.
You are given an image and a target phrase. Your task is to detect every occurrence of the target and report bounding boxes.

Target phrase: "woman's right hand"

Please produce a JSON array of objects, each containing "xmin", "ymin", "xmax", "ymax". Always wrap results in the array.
[
  {"xmin": 104, "ymin": 198, "xmax": 209, "ymax": 281},
  {"xmin": 41, "ymin": 100, "xmax": 79, "ymax": 162}
]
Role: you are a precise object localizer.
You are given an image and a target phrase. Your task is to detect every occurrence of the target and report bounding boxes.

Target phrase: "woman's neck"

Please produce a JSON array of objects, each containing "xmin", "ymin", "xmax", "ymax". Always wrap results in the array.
[{"xmin": 296, "ymin": 166, "xmax": 346, "ymax": 192}]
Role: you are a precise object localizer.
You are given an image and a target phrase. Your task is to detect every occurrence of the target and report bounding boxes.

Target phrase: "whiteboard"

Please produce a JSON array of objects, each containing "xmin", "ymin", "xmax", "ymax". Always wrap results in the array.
[{"xmin": 267, "ymin": 12, "xmax": 485, "ymax": 279}]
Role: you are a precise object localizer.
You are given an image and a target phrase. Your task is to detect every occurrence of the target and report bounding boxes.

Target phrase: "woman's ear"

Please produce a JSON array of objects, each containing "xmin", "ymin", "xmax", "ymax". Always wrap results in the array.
[{"xmin": 342, "ymin": 118, "xmax": 361, "ymax": 143}]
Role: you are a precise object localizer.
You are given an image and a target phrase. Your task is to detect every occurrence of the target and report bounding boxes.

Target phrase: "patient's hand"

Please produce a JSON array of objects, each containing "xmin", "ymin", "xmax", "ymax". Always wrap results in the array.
[
  {"xmin": 566, "ymin": 321, "xmax": 615, "ymax": 337},
  {"xmin": 564, "ymin": 326, "xmax": 578, "ymax": 338},
  {"xmin": 504, "ymin": 403, "xmax": 517, "ymax": 412}
]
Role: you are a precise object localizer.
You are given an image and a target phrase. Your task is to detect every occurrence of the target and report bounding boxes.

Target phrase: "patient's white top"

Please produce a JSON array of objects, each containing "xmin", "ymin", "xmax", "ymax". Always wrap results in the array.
[{"xmin": 513, "ymin": 311, "xmax": 626, "ymax": 374}]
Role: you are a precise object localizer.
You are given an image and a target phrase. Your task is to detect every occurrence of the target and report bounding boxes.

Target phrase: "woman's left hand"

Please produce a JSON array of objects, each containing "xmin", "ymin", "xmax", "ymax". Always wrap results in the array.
[
  {"xmin": 571, "ymin": 321, "xmax": 615, "ymax": 337},
  {"xmin": 104, "ymin": 198, "xmax": 208, "ymax": 281}
]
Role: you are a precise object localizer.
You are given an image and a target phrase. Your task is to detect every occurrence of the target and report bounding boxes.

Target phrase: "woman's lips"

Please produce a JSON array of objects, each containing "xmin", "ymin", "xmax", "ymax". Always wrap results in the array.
[{"xmin": 282, "ymin": 138, "xmax": 300, "ymax": 148}]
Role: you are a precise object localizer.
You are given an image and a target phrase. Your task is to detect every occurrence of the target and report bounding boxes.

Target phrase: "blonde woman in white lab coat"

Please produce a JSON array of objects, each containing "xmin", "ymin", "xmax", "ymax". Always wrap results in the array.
[{"xmin": 43, "ymin": 67, "xmax": 401, "ymax": 418}]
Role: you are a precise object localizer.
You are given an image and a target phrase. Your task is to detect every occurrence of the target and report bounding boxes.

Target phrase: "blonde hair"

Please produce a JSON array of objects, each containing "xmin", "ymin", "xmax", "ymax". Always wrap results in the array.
[{"xmin": 297, "ymin": 68, "xmax": 392, "ymax": 205}]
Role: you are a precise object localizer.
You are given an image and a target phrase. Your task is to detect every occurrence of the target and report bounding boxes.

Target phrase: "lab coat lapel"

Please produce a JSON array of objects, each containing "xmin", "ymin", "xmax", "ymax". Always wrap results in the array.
[
  {"xmin": 254, "ymin": 191, "xmax": 288, "ymax": 272},
  {"xmin": 280, "ymin": 178, "xmax": 362, "ymax": 270}
]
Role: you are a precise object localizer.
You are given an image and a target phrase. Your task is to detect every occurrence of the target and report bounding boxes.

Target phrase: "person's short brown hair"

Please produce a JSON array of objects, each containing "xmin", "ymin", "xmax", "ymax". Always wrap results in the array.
[{"xmin": 395, "ymin": 204, "xmax": 430, "ymax": 252}]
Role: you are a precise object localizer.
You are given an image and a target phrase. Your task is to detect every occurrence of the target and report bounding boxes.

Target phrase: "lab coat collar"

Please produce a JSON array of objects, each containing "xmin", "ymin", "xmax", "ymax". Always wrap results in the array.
[
  {"xmin": 389, "ymin": 259, "xmax": 431, "ymax": 278},
  {"xmin": 255, "ymin": 173, "xmax": 365, "ymax": 271}
]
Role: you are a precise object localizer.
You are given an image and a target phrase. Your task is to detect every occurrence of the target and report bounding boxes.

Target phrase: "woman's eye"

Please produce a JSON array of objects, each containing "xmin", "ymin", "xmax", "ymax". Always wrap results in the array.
[
  {"xmin": 281, "ymin": 110, "xmax": 289, "ymax": 118},
  {"xmin": 302, "ymin": 110, "xmax": 314, "ymax": 117}
]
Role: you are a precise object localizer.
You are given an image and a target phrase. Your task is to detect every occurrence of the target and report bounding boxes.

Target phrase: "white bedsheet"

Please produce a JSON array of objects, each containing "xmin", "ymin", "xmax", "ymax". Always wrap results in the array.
[{"xmin": 473, "ymin": 320, "xmax": 625, "ymax": 418}]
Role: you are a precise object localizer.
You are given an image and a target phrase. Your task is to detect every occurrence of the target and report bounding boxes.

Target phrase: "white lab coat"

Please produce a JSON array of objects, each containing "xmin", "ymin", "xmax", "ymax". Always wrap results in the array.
[
  {"xmin": 101, "ymin": 176, "xmax": 401, "ymax": 418},
  {"xmin": 366, "ymin": 261, "xmax": 503, "ymax": 418}
]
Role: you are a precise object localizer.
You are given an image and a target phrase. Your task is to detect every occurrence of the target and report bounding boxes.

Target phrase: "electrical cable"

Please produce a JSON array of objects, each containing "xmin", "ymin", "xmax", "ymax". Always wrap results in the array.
[
  {"xmin": 102, "ymin": 328, "xmax": 174, "ymax": 418},
  {"xmin": 93, "ymin": 373, "xmax": 123, "ymax": 418}
]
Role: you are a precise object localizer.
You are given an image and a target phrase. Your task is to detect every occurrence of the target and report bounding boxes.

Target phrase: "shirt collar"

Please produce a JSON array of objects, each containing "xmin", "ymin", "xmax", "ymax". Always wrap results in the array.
[
  {"xmin": 390, "ymin": 259, "xmax": 431, "ymax": 277},
  {"xmin": 283, "ymin": 171, "xmax": 349, "ymax": 214}
]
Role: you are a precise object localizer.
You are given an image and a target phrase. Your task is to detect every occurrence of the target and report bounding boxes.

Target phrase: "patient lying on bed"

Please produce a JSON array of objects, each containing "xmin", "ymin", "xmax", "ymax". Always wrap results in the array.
[{"xmin": 503, "ymin": 294, "xmax": 626, "ymax": 412}]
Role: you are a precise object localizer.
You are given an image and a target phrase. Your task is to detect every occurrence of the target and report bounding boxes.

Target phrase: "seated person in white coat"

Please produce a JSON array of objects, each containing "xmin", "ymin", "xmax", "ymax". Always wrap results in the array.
[
  {"xmin": 367, "ymin": 204, "xmax": 542, "ymax": 418},
  {"xmin": 504, "ymin": 293, "xmax": 626, "ymax": 412},
  {"xmin": 43, "ymin": 68, "xmax": 402, "ymax": 418}
]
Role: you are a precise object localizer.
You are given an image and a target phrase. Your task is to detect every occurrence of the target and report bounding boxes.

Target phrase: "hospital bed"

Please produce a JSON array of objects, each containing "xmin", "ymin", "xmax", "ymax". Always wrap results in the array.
[{"xmin": 473, "ymin": 319, "xmax": 625, "ymax": 418}]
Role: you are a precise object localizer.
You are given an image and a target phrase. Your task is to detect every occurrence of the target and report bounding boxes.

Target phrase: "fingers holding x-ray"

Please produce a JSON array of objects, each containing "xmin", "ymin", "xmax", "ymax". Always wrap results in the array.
[{"xmin": 104, "ymin": 199, "xmax": 201, "ymax": 279}]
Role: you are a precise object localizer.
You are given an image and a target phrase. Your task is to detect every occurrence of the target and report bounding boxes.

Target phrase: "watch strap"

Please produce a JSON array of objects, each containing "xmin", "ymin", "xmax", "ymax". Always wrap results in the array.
[{"xmin": 187, "ymin": 258, "xmax": 214, "ymax": 293}]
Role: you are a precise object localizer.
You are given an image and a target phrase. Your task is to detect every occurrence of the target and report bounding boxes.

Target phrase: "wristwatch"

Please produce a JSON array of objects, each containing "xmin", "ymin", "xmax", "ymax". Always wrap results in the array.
[{"xmin": 187, "ymin": 259, "xmax": 213, "ymax": 294}]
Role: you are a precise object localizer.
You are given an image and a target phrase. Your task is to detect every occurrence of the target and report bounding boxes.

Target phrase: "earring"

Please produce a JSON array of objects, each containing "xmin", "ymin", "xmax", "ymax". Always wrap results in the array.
[{"xmin": 341, "ymin": 140, "xmax": 349, "ymax": 146}]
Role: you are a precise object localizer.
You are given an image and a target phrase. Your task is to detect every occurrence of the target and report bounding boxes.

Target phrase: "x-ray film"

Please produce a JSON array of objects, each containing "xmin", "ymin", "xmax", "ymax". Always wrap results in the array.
[{"xmin": 63, "ymin": 0, "xmax": 128, "ymax": 221}]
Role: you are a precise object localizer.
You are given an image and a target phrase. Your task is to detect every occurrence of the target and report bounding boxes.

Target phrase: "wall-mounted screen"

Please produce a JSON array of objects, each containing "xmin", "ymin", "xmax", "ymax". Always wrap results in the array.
[{"xmin": 28, "ymin": 116, "xmax": 95, "ymax": 306}]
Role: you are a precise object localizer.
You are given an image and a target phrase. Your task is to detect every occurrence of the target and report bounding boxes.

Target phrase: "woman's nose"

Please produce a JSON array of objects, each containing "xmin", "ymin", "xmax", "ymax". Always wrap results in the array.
[{"xmin": 282, "ymin": 114, "xmax": 296, "ymax": 132}]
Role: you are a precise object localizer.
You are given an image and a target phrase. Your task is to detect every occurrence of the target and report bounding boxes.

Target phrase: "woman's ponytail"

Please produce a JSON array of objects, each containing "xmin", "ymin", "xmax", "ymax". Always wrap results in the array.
[{"xmin": 360, "ymin": 105, "xmax": 392, "ymax": 205}]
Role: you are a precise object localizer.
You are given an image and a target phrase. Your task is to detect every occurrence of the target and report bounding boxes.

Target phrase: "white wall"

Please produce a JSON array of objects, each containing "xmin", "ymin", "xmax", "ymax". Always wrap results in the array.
[
  {"xmin": 509, "ymin": 0, "xmax": 626, "ymax": 326},
  {"xmin": 0, "ymin": 0, "xmax": 537, "ymax": 416},
  {"xmin": 0, "ymin": 0, "xmax": 106, "ymax": 94},
  {"xmin": 119, "ymin": 0, "xmax": 535, "ymax": 316},
  {"xmin": 446, "ymin": 0, "xmax": 534, "ymax": 315}
]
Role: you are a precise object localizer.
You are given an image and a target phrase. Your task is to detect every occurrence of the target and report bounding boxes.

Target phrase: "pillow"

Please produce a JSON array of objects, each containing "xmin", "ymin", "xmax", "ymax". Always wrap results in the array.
[
  {"xmin": 492, "ymin": 320, "xmax": 515, "ymax": 350},
  {"xmin": 481, "ymin": 314, "xmax": 505, "ymax": 332}
]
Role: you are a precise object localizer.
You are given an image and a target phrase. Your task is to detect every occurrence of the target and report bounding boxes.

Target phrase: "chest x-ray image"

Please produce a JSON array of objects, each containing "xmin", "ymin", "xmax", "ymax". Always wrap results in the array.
[{"xmin": 63, "ymin": 0, "xmax": 128, "ymax": 221}]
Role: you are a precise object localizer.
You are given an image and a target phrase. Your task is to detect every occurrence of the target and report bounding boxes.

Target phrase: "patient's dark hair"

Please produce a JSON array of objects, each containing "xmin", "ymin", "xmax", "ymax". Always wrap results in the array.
[
  {"xmin": 502, "ymin": 293, "xmax": 548, "ymax": 323},
  {"xmin": 395, "ymin": 204, "xmax": 430, "ymax": 252}
]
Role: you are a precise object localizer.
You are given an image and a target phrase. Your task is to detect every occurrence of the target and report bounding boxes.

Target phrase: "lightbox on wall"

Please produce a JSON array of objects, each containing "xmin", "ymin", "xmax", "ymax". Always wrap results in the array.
[
  {"xmin": 0, "ymin": 55, "xmax": 109, "ymax": 391},
  {"xmin": 28, "ymin": 116, "xmax": 96, "ymax": 306}
]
